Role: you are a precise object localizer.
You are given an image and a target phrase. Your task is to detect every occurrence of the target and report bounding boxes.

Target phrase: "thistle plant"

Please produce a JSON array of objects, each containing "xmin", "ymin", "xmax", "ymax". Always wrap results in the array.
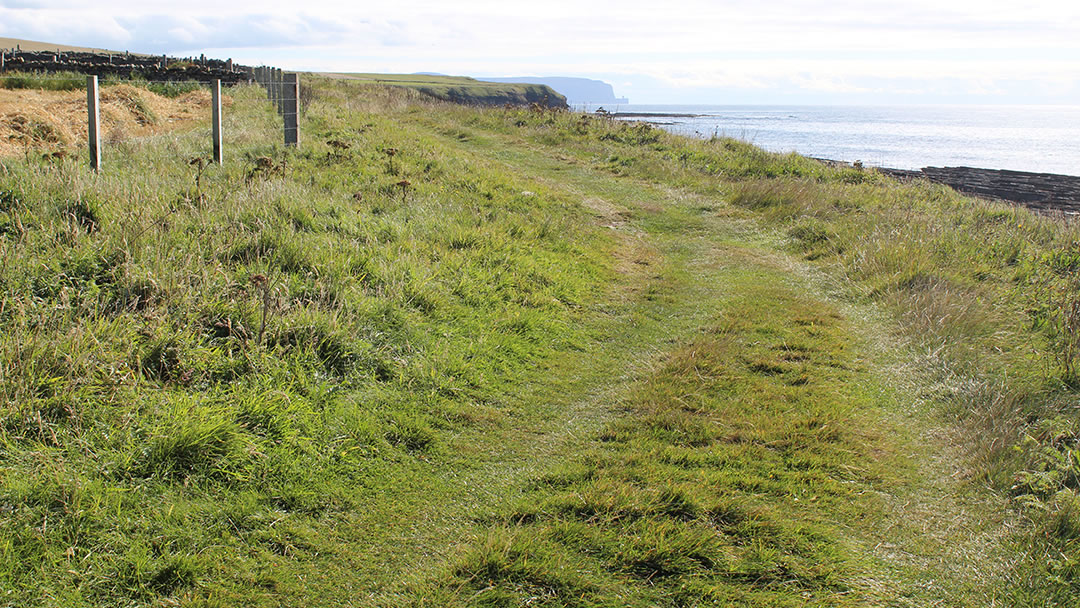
[
  {"xmin": 327, "ymin": 139, "xmax": 351, "ymax": 162},
  {"xmin": 384, "ymin": 147, "xmax": 399, "ymax": 175},
  {"xmin": 251, "ymin": 273, "xmax": 272, "ymax": 346},
  {"xmin": 188, "ymin": 155, "xmax": 208, "ymax": 202},
  {"xmin": 395, "ymin": 179, "xmax": 411, "ymax": 202}
]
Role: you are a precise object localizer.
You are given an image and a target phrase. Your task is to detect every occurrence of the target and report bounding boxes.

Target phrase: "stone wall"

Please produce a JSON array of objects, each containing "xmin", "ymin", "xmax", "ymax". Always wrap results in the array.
[{"xmin": 0, "ymin": 49, "xmax": 255, "ymax": 85}]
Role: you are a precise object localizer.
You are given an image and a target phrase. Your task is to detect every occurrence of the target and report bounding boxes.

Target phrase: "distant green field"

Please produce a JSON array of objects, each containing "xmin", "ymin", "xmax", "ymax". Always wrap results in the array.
[
  {"xmin": 324, "ymin": 73, "xmax": 568, "ymax": 107},
  {"xmin": 329, "ymin": 73, "xmax": 513, "ymax": 86}
]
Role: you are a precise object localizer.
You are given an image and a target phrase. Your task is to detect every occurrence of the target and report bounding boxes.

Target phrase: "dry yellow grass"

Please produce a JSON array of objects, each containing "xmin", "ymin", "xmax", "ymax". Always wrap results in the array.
[{"xmin": 0, "ymin": 85, "xmax": 229, "ymax": 157}]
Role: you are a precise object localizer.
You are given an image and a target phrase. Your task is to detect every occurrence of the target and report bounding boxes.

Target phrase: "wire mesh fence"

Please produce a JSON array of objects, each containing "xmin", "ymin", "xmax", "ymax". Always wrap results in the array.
[{"xmin": 1, "ymin": 67, "xmax": 301, "ymax": 171}]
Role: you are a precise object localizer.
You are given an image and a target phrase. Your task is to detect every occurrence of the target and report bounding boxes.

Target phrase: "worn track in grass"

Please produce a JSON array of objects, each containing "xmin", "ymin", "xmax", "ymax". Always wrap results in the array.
[
  {"xmin": 0, "ymin": 86, "xmax": 1032, "ymax": 606},
  {"xmin": 295, "ymin": 115, "xmax": 1023, "ymax": 605}
]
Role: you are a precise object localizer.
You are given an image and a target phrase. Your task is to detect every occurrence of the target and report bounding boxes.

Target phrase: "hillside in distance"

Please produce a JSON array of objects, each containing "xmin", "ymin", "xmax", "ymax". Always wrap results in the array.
[
  {"xmin": 0, "ymin": 36, "xmax": 123, "ymax": 54},
  {"xmin": 480, "ymin": 76, "xmax": 629, "ymax": 105},
  {"xmin": 0, "ymin": 38, "xmax": 569, "ymax": 109},
  {"xmin": 324, "ymin": 73, "xmax": 568, "ymax": 108}
]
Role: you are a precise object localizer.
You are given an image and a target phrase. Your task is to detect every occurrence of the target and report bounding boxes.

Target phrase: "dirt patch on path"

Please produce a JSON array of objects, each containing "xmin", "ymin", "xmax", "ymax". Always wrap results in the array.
[{"xmin": 0, "ymin": 85, "xmax": 227, "ymax": 158}]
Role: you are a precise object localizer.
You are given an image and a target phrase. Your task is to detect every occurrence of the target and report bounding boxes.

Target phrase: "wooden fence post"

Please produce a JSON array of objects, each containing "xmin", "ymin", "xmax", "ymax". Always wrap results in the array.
[
  {"xmin": 282, "ymin": 70, "xmax": 288, "ymax": 115},
  {"xmin": 211, "ymin": 79, "xmax": 223, "ymax": 164},
  {"xmin": 273, "ymin": 68, "xmax": 279, "ymax": 109},
  {"xmin": 87, "ymin": 75, "xmax": 101, "ymax": 172},
  {"xmin": 277, "ymin": 69, "xmax": 285, "ymax": 114},
  {"xmin": 275, "ymin": 70, "xmax": 282, "ymax": 115},
  {"xmin": 283, "ymin": 73, "xmax": 299, "ymax": 147}
]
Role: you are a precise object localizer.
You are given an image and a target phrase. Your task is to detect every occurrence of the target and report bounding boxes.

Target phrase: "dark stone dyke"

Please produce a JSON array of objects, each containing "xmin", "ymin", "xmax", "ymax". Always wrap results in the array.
[
  {"xmin": 0, "ymin": 49, "xmax": 256, "ymax": 85},
  {"xmin": 877, "ymin": 166, "xmax": 1080, "ymax": 215}
]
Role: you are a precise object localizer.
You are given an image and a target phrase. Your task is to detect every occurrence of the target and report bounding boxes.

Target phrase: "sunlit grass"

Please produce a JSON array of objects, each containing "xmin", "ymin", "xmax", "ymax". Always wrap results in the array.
[{"xmin": 2, "ymin": 75, "xmax": 1079, "ymax": 606}]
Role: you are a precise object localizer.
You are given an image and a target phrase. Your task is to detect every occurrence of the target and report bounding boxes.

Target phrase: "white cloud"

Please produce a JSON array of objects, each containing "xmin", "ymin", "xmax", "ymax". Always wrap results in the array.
[{"xmin": 1, "ymin": 0, "xmax": 1078, "ymax": 103}]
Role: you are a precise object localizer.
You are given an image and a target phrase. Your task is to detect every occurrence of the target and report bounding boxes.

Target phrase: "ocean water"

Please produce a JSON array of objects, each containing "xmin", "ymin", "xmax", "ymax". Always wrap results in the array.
[{"xmin": 594, "ymin": 105, "xmax": 1080, "ymax": 177}]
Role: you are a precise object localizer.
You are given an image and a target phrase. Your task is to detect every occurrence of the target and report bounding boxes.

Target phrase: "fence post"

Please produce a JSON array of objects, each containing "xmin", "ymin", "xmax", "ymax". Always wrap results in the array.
[
  {"xmin": 87, "ymin": 75, "xmax": 101, "ymax": 172},
  {"xmin": 283, "ymin": 73, "xmax": 299, "ymax": 148},
  {"xmin": 211, "ymin": 79, "xmax": 223, "ymax": 164},
  {"xmin": 278, "ymin": 69, "xmax": 285, "ymax": 114},
  {"xmin": 276, "ymin": 70, "xmax": 284, "ymax": 115},
  {"xmin": 275, "ymin": 69, "xmax": 283, "ymax": 114}
]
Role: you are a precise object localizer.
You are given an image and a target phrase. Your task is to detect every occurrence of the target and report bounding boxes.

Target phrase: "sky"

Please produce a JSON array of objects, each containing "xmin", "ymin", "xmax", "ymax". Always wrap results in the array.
[{"xmin": 2, "ymin": 0, "xmax": 1079, "ymax": 105}]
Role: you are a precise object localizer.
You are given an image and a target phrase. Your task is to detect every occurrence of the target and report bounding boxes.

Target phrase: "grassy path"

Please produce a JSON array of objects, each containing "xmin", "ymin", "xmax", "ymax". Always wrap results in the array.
[
  {"xmin": 266, "ymin": 125, "xmax": 765, "ymax": 604},
  {"xmin": 2, "ymin": 84, "xmax": 1039, "ymax": 607},
  {"xmin": 262, "ymin": 114, "xmax": 1021, "ymax": 604},
  {"xmin": 391, "ymin": 119, "xmax": 1019, "ymax": 605}
]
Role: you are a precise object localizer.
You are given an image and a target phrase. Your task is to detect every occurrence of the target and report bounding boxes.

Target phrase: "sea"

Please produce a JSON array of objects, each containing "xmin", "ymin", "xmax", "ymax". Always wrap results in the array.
[{"xmin": 585, "ymin": 104, "xmax": 1080, "ymax": 177}]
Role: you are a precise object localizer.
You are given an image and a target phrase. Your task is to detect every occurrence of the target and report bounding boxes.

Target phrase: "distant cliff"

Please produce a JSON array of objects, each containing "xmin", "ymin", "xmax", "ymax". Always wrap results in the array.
[
  {"xmin": 414, "ymin": 82, "xmax": 567, "ymax": 108},
  {"xmin": 334, "ymin": 74, "xmax": 568, "ymax": 109},
  {"xmin": 480, "ymin": 77, "xmax": 628, "ymax": 105}
]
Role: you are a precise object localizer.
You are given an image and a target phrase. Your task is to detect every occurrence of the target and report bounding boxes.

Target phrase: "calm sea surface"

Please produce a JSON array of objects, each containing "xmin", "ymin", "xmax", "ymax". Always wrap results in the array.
[{"xmin": 594, "ymin": 105, "xmax": 1080, "ymax": 177}]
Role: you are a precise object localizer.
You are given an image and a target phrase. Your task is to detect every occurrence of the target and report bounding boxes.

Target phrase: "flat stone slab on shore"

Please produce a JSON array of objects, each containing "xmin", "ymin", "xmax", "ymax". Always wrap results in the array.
[{"xmin": 876, "ymin": 165, "xmax": 1080, "ymax": 215}]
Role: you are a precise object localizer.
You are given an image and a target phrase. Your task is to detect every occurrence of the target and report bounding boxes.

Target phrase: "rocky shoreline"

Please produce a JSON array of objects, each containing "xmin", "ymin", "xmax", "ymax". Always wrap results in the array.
[
  {"xmin": 598, "ymin": 110, "xmax": 1079, "ymax": 216},
  {"xmin": 878, "ymin": 165, "xmax": 1080, "ymax": 215},
  {"xmin": 809, "ymin": 158, "xmax": 1079, "ymax": 215}
]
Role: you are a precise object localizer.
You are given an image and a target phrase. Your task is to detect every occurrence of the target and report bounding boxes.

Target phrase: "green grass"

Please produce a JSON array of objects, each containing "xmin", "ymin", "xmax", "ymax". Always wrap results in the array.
[
  {"xmin": 0, "ymin": 82, "xmax": 609, "ymax": 605},
  {"xmin": 337, "ymin": 74, "xmax": 510, "ymax": 85},
  {"xmin": 2, "ymin": 75, "xmax": 1079, "ymax": 606},
  {"xmin": 0, "ymin": 70, "xmax": 86, "ymax": 91},
  {"xmin": 423, "ymin": 274, "xmax": 892, "ymax": 606},
  {"xmin": 0, "ymin": 71, "xmax": 203, "ymax": 97},
  {"xmin": 431, "ymin": 102, "xmax": 1080, "ymax": 604},
  {"xmin": 326, "ymin": 73, "xmax": 567, "ymax": 107}
]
